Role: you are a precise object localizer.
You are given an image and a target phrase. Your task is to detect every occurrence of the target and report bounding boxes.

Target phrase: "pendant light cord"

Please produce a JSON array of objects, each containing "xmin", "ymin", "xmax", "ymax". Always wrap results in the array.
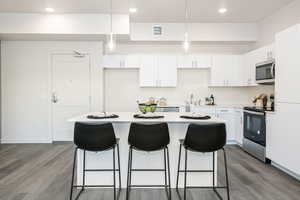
[{"xmin": 110, "ymin": 0, "xmax": 113, "ymax": 33}]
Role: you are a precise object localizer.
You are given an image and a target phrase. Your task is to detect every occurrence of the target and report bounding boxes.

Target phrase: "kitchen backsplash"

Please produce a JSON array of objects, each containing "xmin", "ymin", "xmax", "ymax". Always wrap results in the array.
[{"xmin": 104, "ymin": 68, "xmax": 274, "ymax": 112}]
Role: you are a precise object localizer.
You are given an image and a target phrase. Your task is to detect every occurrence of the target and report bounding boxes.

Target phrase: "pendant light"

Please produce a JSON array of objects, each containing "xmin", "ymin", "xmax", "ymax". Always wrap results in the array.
[
  {"xmin": 183, "ymin": 0, "xmax": 190, "ymax": 52},
  {"xmin": 107, "ymin": 0, "xmax": 116, "ymax": 51}
]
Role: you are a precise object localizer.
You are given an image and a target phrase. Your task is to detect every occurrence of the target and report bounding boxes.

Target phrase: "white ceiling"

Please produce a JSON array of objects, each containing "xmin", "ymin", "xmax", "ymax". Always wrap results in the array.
[{"xmin": 0, "ymin": 0, "xmax": 294, "ymax": 22}]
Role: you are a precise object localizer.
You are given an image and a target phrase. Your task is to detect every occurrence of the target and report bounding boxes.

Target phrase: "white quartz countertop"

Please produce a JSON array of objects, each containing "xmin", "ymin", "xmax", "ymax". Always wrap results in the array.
[{"xmin": 69, "ymin": 112, "xmax": 225, "ymax": 123}]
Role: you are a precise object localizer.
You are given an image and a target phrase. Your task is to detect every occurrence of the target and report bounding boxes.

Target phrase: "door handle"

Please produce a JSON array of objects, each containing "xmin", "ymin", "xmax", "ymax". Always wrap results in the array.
[{"xmin": 52, "ymin": 92, "xmax": 58, "ymax": 103}]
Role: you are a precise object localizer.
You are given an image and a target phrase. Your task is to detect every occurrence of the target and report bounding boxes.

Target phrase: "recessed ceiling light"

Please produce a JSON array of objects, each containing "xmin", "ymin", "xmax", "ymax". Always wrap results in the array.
[
  {"xmin": 129, "ymin": 8, "xmax": 137, "ymax": 13},
  {"xmin": 218, "ymin": 8, "xmax": 227, "ymax": 14},
  {"xmin": 45, "ymin": 7, "xmax": 55, "ymax": 13}
]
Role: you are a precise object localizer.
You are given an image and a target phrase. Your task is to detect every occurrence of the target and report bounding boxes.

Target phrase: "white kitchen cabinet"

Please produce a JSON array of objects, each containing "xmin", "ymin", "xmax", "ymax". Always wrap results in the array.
[
  {"xmin": 275, "ymin": 24, "xmax": 300, "ymax": 103},
  {"xmin": 177, "ymin": 55, "xmax": 212, "ymax": 68},
  {"xmin": 139, "ymin": 55, "xmax": 177, "ymax": 87},
  {"xmin": 157, "ymin": 56, "xmax": 177, "ymax": 87},
  {"xmin": 266, "ymin": 112, "xmax": 276, "ymax": 159},
  {"xmin": 216, "ymin": 108, "xmax": 236, "ymax": 142},
  {"xmin": 267, "ymin": 103, "xmax": 300, "ymax": 176},
  {"xmin": 234, "ymin": 109, "xmax": 244, "ymax": 145},
  {"xmin": 210, "ymin": 55, "xmax": 244, "ymax": 87},
  {"xmin": 241, "ymin": 52, "xmax": 257, "ymax": 86},
  {"xmin": 103, "ymin": 55, "xmax": 140, "ymax": 68},
  {"xmin": 139, "ymin": 55, "xmax": 157, "ymax": 87}
]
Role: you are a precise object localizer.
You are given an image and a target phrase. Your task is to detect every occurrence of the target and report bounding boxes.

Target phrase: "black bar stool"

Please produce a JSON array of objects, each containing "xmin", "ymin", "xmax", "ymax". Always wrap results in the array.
[
  {"xmin": 176, "ymin": 123, "xmax": 230, "ymax": 200},
  {"xmin": 126, "ymin": 122, "xmax": 171, "ymax": 200},
  {"xmin": 69, "ymin": 122, "xmax": 121, "ymax": 200}
]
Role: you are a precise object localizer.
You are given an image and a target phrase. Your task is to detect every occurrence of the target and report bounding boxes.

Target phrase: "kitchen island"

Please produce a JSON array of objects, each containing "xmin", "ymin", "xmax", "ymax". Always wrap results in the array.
[{"xmin": 69, "ymin": 112, "xmax": 225, "ymax": 188}]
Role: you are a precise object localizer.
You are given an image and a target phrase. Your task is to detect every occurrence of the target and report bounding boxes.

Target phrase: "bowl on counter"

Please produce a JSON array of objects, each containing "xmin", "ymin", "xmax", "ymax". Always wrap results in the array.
[{"xmin": 138, "ymin": 103, "xmax": 157, "ymax": 114}]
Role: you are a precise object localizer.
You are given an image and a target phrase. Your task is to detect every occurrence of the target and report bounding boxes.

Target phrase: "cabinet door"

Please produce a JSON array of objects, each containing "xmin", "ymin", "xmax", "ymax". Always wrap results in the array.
[
  {"xmin": 125, "ymin": 55, "xmax": 140, "ymax": 68},
  {"xmin": 177, "ymin": 55, "xmax": 194, "ymax": 68},
  {"xmin": 157, "ymin": 56, "xmax": 177, "ymax": 87},
  {"xmin": 229, "ymin": 55, "xmax": 244, "ymax": 86},
  {"xmin": 234, "ymin": 109, "xmax": 243, "ymax": 145},
  {"xmin": 217, "ymin": 109, "xmax": 235, "ymax": 141},
  {"xmin": 242, "ymin": 53, "xmax": 255, "ymax": 86},
  {"xmin": 103, "ymin": 55, "xmax": 126, "ymax": 68},
  {"xmin": 266, "ymin": 112, "xmax": 276, "ymax": 159},
  {"xmin": 139, "ymin": 55, "xmax": 157, "ymax": 87},
  {"xmin": 267, "ymin": 103, "xmax": 300, "ymax": 175},
  {"xmin": 194, "ymin": 55, "xmax": 212, "ymax": 68},
  {"xmin": 211, "ymin": 56, "xmax": 228, "ymax": 86},
  {"xmin": 275, "ymin": 25, "xmax": 300, "ymax": 103}
]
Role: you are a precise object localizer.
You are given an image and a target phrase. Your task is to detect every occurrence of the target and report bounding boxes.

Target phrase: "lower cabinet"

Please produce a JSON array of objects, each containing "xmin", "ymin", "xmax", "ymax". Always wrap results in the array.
[
  {"xmin": 234, "ymin": 109, "xmax": 244, "ymax": 145},
  {"xmin": 192, "ymin": 107, "xmax": 244, "ymax": 144},
  {"xmin": 216, "ymin": 108, "xmax": 236, "ymax": 142}
]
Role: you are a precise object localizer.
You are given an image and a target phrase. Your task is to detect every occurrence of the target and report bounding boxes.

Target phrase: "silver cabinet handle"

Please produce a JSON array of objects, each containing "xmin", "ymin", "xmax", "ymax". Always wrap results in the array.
[{"xmin": 52, "ymin": 92, "xmax": 58, "ymax": 103}]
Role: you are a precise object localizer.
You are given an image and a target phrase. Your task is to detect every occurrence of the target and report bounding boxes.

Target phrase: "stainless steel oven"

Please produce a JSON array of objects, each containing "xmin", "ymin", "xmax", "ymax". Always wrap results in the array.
[
  {"xmin": 243, "ymin": 107, "xmax": 268, "ymax": 162},
  {"xmin": 256, "ymin": 59, "xmax": 275, "ymax": 85}
]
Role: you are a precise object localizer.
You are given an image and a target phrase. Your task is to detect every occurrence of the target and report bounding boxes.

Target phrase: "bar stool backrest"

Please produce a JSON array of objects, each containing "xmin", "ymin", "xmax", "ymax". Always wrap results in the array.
[
  {"xmin": 184, "ymin": 123, "xmax": 226, "ymax": 152},
  {"xmin": 128, "ymin": 123, "xmax": 170, "ymax": 151},
  {"xmin": 74, "ymin": 122, "xmax": 116, "ymax": 151}
]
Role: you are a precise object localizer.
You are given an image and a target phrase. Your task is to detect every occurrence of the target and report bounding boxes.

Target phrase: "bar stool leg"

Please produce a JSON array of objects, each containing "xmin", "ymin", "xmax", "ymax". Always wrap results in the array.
[
  {"xmin": 183, "ymin": 148, "xmax": 188, "ymax": 200},
  {"xmin": 112, "ymin": 147, "xmax": 116, "ymax": 200},
  {"xmin": 176, "ymin": 144, "xmax": 182, "ymax": 193},
  {"xmin": 117, "ymin": 143, "xmax": 122, "ymax": 189},
  {"xmin": 223, "ymin": 148, "xmax": 230, "ymax": 200},
  {"xmin": 164, "ymin": 148, "xmax": 168, "ymax": 196},
  {"xmin": 82, "ymin": 150, "xmax": 86, "ymax": 190},
  {"xmin": 69, "ymin": 148, "xmax": 78, "ymax": 200},
  {"xmin": 126, "ymin": 147, "xmax": 133, "ymax": 200},
  {"xmin": 166, "ymin": 147, "xmax": 172, "ymax": 200}
]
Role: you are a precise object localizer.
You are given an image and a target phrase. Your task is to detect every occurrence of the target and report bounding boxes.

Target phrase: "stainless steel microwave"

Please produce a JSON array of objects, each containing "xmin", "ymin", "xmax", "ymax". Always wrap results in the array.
[{"xmin": 256, "ymin": 59, "xmax": 275, "ymax": 85}]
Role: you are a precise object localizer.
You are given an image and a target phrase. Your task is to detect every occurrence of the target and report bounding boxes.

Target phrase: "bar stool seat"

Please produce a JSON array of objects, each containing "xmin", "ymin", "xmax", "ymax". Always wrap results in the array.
[
  {"xmin": 176, "ymin": 123, "xmax": 230, "ymax": 200},
  {"xmin": 126, "ymin": 122, "xmax": 172, "ymax": 200},
  {"xmin": 69, "ymin": 122, "xmax": 122, "ymax": 200}
]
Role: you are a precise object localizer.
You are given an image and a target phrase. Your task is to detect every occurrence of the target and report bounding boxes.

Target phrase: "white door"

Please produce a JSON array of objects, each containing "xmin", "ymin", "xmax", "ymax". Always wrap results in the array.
[
  {"xmin": 125, "ymin": 55, "xmax": 141, "ymax": 68},
  {"xmin": 52, "ymin": 54, "xmax": 91, "ymax": 141},
  {"xmin": 194, "ymin": 55, "xmax": 212, "ymax": 68},
  {"xmin": 177, "ymin": 55, "xmax": 194, "ymax": 68},
  {"xmin": 216, "ymin": 109, "xmax": 235, "ymax": 142},
  {"xmin": 211, "ymin": 55, "xmax": 231, "ymax": 86},
  {"xmin": 157, "ymin": 56, "xmax": 177, "ymax": 87},
  {"xmin": 234, "ymin": 109, "xmax": 243, "ymax": 145},
  {"xmin": 139, "ymin": 55, "xmax": 157, "ymax": 87}
]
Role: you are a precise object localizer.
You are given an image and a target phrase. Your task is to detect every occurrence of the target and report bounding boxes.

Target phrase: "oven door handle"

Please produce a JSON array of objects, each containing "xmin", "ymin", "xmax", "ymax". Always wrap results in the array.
[{"xmin": 244, "ymin": 110, "xmax": 265, "ymax": 115}]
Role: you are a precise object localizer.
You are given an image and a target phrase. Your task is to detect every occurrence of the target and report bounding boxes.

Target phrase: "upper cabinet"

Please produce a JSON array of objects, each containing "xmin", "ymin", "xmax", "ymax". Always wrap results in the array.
[
  {"xmin": 275, "ymin": 24, "xmax": 300, "ymax": 103},
  {"xmin": 140, "ymin": 55, "xmax": 177, "ymax": 87},
  {"xmin": 103, "ymin": 55, "xmax": 140, "ymax": 68},
  {"xmin": 177, "ymin": 55, "xmax": 212, "ymax": 68},
  {"xmin": 210, "ymin": 55, "xmax": 244, "ymax": 87}
]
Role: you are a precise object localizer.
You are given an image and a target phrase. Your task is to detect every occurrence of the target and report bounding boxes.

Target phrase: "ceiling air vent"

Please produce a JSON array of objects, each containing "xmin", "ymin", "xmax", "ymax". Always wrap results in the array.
[{"xmin": 153, "ymin": 25, "xmax": 162, "ymax": 35}]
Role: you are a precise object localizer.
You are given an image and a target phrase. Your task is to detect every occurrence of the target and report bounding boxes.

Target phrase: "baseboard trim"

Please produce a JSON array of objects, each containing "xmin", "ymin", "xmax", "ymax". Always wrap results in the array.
[
  {"xmin": 1, "ymin": 139, "xmax": 52, "ymax": 144},
  {"xmin": 271, "ymin": 161, "xmax": 300, "ymax": 181}
]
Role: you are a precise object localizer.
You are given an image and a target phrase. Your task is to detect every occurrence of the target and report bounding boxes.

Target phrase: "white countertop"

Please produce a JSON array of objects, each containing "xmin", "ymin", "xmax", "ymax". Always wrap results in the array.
[{"xmin": 69, "ymin": 112, "xmax": 225, "ymax": 123}]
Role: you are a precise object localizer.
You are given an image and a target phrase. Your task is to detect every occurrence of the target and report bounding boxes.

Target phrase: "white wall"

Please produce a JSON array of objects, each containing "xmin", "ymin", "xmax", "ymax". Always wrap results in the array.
[
  {"xmin": 1, "ymin": 41, "xmax": 103, "ymax": 143},
  {"xmin": 254, "ymin": 0, "xmax": 300, "ymax": 48}
]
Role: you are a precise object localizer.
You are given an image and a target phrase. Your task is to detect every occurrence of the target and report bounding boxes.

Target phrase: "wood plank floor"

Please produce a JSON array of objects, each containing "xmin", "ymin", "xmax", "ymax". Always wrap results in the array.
[{"xmin": 0, "ymin": 143, "xmax": 299, "ymax": 200}]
